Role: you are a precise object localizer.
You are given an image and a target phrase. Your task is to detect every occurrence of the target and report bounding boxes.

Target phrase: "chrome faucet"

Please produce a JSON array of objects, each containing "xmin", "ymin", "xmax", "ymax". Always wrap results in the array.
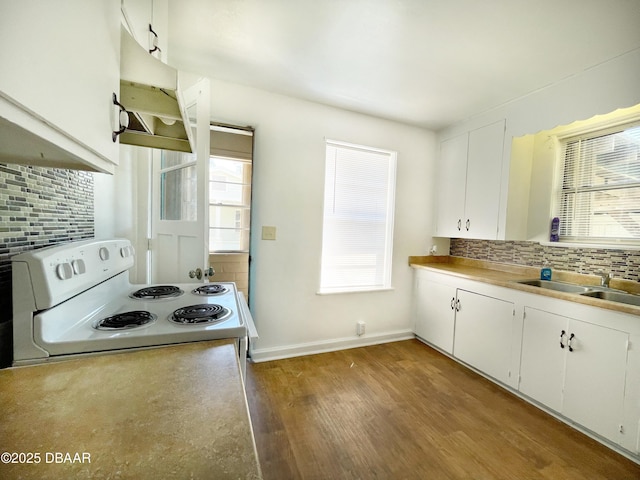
[{"xmin": 600, "ymin": 272, "xmax": 612, "ymax": 288}]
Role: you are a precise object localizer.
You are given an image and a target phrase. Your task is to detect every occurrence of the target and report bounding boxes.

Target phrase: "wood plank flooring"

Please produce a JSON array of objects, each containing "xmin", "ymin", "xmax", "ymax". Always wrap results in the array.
[{"xmin": 245, "ymin": 339, "xmax": 640, "ymax": 480}]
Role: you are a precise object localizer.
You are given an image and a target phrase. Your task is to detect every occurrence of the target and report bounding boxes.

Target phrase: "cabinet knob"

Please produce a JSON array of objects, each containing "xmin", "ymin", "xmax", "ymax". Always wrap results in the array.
[
  {"xmin": 455, "ymin": 299, "xmax": 461, "ymax": 312},
  {"xmin": 465, "ymin": 219, "xmax": 470, "ymax": 231},
  {"xmin": 450, "ymin": 297, "xmax": 455, "ymax": 310},
  {"xmin": 457, "ymin": 219, "xmax": 461, "ymax": 231},
  {"xmin": 559, "ymin": 330, "xmax": 566, "ymax": 348},
  {"xmin": 568, "ymin": 333, "xmax": 575, "ymax": 352}
]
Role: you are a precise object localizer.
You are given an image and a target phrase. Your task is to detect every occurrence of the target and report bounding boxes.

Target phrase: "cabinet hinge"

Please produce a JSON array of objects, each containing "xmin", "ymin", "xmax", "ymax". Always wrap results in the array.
[
  {"xmin": 626, "ymin": 339, "xmax": 631, "ymax": 351},
  {"xmin": 147, "ymin": 238, "xmax": 153, "ymax": 251},
  {"xmin": 619, "ymin": 424, "xmax": 625, "ymax": 434}
]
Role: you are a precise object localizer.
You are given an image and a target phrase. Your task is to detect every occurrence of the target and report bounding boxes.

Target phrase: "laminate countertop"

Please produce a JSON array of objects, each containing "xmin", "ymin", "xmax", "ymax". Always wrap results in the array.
[
  {"xmin": 0, "ymin": 340, "xmax": 262, "ymax": 480},
  {"xmin": 409, "ymin": 255, "xmax": 640, "ymax": 316}
]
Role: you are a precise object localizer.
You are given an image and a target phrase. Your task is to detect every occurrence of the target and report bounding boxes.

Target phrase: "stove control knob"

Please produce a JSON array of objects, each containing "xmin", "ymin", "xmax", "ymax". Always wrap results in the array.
[
  {"xmin": 99, "ymin": 247, "xmax": 110, "ymax": 261},
  {"xmin": 56, "ymin": 263, "xmax": 74, "ymax": 280},
  {"xmin": 120, "ymin": 246, "xmax": 134, "ymax": 258},
  {"xmin": 72, "ymin": 259, "xmax": 86, "ymax": 275}
]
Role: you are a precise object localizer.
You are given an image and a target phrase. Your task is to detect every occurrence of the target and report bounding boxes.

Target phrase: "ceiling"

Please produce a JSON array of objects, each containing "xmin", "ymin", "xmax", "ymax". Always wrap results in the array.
[{"xmin": 167, "ymin": 0, "xmax": 640, "ymax": 131}]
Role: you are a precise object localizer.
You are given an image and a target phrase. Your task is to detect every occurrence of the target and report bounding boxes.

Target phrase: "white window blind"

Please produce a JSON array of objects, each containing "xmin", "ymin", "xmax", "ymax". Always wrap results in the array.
[
  {"xmin": 557, "ymin": 123, "xmax": 640, "ymax": 243},
  {"xmin": 319, "ymin": 140, "xmax": 397, "ymax": 293}
]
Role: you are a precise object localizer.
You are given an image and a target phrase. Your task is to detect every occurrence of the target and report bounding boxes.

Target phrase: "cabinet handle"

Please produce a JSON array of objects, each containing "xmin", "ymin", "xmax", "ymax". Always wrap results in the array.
[
  {"xmin": 455, "ymin": 299, "xmax": 461, "ymax": 312},
  {"xmin": 112, "ymin": 93, "xmax": 129, "ymax": 142},
  {"xmin": 568, "ymin": 333, "xmax": 575, "ymax": 352},
  {"xmin": 465, "ymin": 219, "xmax": 470, "ymax": 231},
  {"xmin": 559, "ymin": 330, "xmax": 566, "ymax": 349},
  {"xmin": 457, "ymin": 219, "xmax": 461, "ymax": 231},
  {"xmin": 450, "ymin": 297, "xmax": 456, "ymax": 310}
]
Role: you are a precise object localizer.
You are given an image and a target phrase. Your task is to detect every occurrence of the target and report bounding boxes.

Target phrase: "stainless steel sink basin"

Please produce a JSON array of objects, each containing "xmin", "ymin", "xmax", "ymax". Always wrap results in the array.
[
  {"xmin": 580, "ymin": 290, "xmax": 640, "ymax": 307},
  {"xmin": 516, "ymin": 279, "xmax": 593, "ymax": 294}
]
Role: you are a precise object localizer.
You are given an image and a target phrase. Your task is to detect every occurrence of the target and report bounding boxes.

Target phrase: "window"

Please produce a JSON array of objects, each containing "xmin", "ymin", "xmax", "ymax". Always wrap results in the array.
[
  {"xmin": 319, "ymin": 140, "xmax": 397, "ymax": 293},
  {"xmin": 556, "ymin": 122, "xmax": 640, "ymax": 243},
  {"xmin": 160, "ymin": 150, "xmax": 197, "ymax": 221},
  {"xmin": 208, "ymin": 126, "xmax": 253, "ymax": 253}
]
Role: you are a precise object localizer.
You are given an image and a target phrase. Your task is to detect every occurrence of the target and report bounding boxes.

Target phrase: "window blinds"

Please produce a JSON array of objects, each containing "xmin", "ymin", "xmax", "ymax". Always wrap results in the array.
[
  {"xmin": 319, "ymin": 140, "xmax": 397, "ymax": 293},
  {"xmin": 558, "ymin": 124, "xmax": 640, "ymax": 241}
]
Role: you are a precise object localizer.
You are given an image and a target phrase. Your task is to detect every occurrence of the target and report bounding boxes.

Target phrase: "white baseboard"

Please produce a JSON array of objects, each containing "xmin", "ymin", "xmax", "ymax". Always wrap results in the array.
[{"xmin": 249, "ymin": 330, "xmax": 415, "ymax": 363}]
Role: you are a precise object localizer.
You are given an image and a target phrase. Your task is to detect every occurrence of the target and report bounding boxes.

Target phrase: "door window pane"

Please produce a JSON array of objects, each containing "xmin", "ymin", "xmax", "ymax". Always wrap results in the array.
[{"xmin": 161, "ymin": 165, "xmax": 197, "ymax": 221}]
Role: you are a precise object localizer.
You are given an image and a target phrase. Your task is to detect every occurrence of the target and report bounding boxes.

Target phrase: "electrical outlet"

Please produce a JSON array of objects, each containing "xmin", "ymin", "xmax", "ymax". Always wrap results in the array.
[{"xmin": 356, "ymin": 320, "xmax": 365, "ymax": 336}]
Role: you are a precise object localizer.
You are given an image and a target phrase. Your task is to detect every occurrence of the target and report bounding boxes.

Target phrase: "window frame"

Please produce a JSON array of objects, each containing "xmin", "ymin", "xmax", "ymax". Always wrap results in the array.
[{"xmin": 318, "ymin": 139, "xmax": 397, "ymax": 295}]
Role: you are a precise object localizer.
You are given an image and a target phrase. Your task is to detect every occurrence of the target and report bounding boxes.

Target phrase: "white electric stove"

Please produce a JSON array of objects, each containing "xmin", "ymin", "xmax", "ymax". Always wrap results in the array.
[{"xmin": 11, "ymin": 238, "xmax": 256, "ymax": 378}]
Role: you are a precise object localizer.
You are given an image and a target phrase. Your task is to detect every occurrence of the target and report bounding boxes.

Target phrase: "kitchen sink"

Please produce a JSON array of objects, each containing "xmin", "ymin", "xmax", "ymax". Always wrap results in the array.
[
  {"xmin": 580, "ymin": 290, "xmax": 640, "ymax": 307},
  {"xmin": 516, "ymin": 279, "xmax": 594, "ymax": 294}
]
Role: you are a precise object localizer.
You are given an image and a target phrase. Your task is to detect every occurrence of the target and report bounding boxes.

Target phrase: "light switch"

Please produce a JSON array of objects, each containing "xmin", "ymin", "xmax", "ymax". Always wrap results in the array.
[{"xmin": 262, "ymin": 226, "xmax": 277, "ymax": 240}]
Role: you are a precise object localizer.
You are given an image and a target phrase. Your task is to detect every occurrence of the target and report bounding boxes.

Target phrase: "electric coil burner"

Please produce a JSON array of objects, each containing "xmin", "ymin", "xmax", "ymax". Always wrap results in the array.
[
  {"xmin": 169, "ymin": 304, "xmax": 231, "ymax": 325},
  {"xmin": 94, "ymin": 311, "xmax": 156, "ymax": 330},
  {"xmin": 192, "ymin": 284, "xmax": 229, "ymax": 296},
  {"xmin": 130, "ymin": 285, "xmax": 183, "ymax": 299}
]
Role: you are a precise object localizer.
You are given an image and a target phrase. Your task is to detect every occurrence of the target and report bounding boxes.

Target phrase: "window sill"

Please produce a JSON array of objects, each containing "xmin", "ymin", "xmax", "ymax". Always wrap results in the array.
[
  {"xmin": 540, "ymin": 241, "xmax": 640, "ymax": 251},
  {"xmin": 316, "ymin": 287, "xmax": 395, "ymax": 295}
]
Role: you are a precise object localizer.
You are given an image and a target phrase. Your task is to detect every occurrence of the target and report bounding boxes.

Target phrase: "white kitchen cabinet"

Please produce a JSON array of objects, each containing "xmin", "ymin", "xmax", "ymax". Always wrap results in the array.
[
  {"xmin": 435, "ymin": 120, "xmax": 506, "ymax": 239},
  {"xmin": 519, "ymin": 307, "xmax": 628, "ymax": 445},
  {"xmin": 121, "ymin": 0, "xmax": 169, "ymax": 61},
  {"xmin": 413, "ymin": 271, "xmax": 515, "ymax": 384},
  {"xmin": 434, "ymin": 133, "xmax": 468, "ymax": 237},
  {"xmin": 414, "ymin": 273, "xmax": 457, "ymax": 354},
  {"xmin": 0, "ymin": 1, "xmax": 121, "ymax": 173},
  {"xmin": 453, "ymin": 290, "xmax": 515, "ymax": 385}
]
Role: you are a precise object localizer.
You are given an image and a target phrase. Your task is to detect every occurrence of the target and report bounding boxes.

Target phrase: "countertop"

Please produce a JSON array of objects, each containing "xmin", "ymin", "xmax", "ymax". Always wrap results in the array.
[
  {"xmin": 0, "ymin": 340, "xmax": 262, "ymax": 480},
  {"xmin": 409, "ymin": 255, "xmax": 640, "ymax": 316}
]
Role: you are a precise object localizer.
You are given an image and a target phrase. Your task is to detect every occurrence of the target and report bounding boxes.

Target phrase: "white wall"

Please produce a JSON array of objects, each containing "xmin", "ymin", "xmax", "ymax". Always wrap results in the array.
[
  {"xmin": 206, "ymin": 79, "xmax": 437, "ymax": 360},
  {"xmin": 93, "ymin": 145, "xmax": 151, "ymax": 283}
]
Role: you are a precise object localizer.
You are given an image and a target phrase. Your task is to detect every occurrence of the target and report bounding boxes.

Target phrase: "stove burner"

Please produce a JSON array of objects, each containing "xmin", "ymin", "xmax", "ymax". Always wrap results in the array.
[
  {"xmin": 95, "ymin": 311, "xmax": 157, "ymax": 330},
  {"xmin": 131, "ymin": 285, "xmax": 183, "ymax": 299},
  {"xmin": 192, "ymin": 284, "xmax": 229, "ymax": 296},
  {"xmin": 169, "ymin": 304, "xmax": 231, "ymax": 325}
]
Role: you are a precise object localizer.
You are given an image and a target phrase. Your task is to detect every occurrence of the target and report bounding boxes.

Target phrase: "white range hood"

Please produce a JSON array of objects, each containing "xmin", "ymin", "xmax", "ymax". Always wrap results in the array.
[{"xmin": 118, "ymin": 26, "xmax": 195, "ymax": 153}]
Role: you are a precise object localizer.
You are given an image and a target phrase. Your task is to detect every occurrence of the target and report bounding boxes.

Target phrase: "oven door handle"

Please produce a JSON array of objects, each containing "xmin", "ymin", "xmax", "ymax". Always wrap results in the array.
[{"xmin": 237, "ymin": 291, "xmax": 259, "ymax": 340}]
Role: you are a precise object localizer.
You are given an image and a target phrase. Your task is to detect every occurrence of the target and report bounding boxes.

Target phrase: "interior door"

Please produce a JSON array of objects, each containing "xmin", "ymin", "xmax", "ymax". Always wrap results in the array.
[{"xmin": 151, "ymin": 77, "xmax": 210, "ymax": 283}]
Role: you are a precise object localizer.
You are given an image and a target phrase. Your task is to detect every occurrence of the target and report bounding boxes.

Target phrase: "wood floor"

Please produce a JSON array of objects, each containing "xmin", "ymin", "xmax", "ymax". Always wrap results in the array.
[{"xmin": 245, "ymin": 339, "xmax": 640, "ymax": 480}]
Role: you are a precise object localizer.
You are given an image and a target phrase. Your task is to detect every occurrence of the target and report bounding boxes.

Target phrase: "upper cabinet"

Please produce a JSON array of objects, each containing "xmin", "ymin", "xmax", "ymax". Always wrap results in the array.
[
  {"xmin": 435, "ymin": 120, "xmax": 506, "ymax": 239},
  {"xmin": 0, "ymin": 1, "xmax": 121, "ymax": 173},
  {"xmin": 121, "ymin": 0, "xmax": 169, "ymax": 62}
]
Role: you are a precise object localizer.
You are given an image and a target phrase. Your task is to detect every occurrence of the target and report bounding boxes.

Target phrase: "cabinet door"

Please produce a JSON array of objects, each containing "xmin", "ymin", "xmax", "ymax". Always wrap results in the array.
[
  {"xmin": 122, "ymin": 0, "xmax": 168, "ymax": 59},
  {"xmin": 464, "ymin": 120, "xmax": 505, "ymax": 239},
  {"xmin": 414, "ymin": 277, "xmax": 456, "ymax": 354},
  {"xmin": 435, "ymin": 133, "xmax": 468, "ymax": 237},
  {"xmin": 0, "ymin": 1, "xmax": 120, "ymax": 169},
  {"xmin": 519, "ymin": 307, "xmax": 566, "ymax": 412},
  {"xmin": 453, "ymin": 290, "xmax": 514, "ymax": 384},
  {"xmin": 563, "ymin": 319, "xmax": 628, "ymax": 443}
]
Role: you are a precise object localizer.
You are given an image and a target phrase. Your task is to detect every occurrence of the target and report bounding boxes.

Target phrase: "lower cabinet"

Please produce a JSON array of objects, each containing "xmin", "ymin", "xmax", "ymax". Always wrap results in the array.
[
  {"xmin": 519, "ymin": 307, "xmax": 628, "ymax": 445},
  {"xmin": 413, "ymin": 272, "xmax": 514, "ymax": 384},
  {"xmin": 453, "ymin": 290, "xmax": 514, "ymax": 385},
  {"xmin": 412, "ymin": 267, "xmax": 638, "ymax": 458},
  {"xmin": 414, "ymin": 276, "xmax": 456, "ymax": 354}
]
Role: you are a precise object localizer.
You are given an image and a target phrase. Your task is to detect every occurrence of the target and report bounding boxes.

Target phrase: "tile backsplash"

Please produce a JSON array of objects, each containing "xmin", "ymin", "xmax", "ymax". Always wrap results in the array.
[
  {"xmin": 0, "ymin": 163, "xmax": 94, "ymax": 326},
  {"xmin": 450, "ymin": 239, "xmax": 640, "ymax": 282}
]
